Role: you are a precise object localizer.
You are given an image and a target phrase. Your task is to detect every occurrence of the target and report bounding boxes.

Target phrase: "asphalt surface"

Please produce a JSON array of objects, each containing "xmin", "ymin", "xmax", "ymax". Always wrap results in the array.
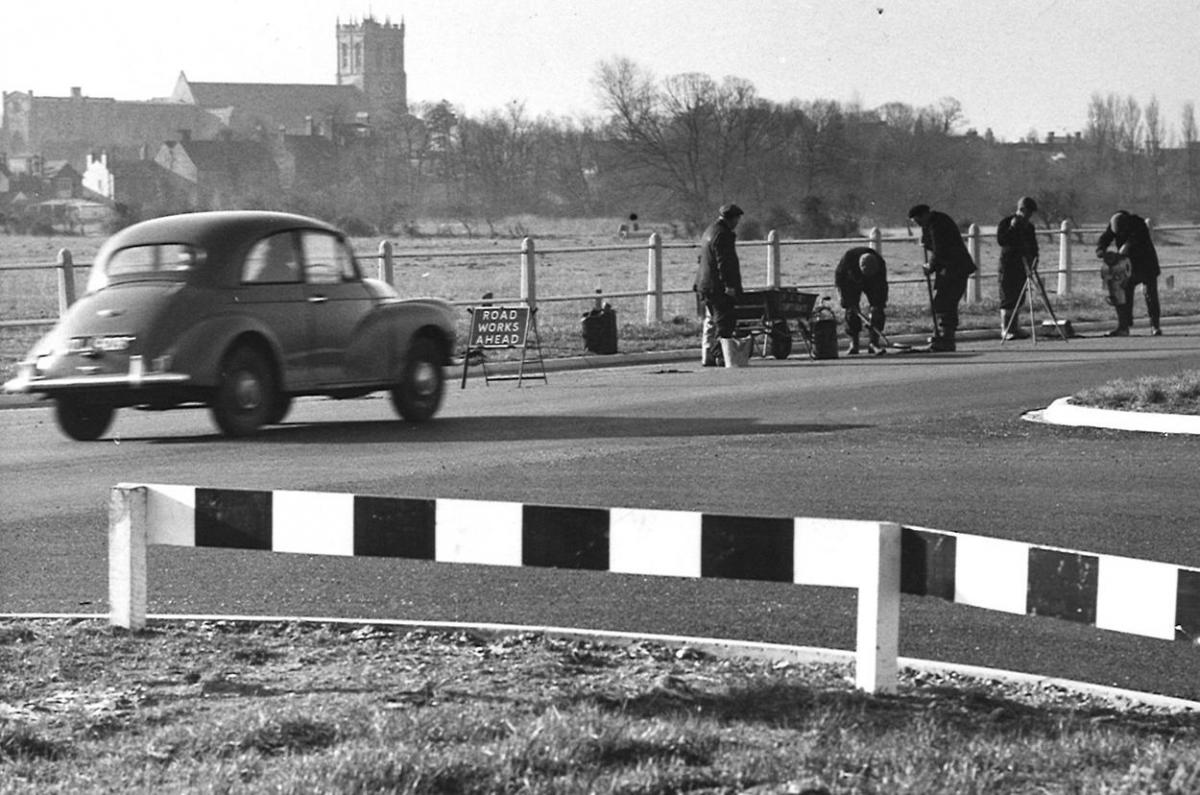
[{"xmin": 2, "ymin": 316, "xmax": 1199, "ymax": 699}]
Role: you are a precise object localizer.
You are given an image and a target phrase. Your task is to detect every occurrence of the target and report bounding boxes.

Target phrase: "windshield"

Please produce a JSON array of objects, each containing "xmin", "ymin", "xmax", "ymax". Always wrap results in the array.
[{"xmin": 88, "ymin": 243, "xmax": 204, "ymax": 292}]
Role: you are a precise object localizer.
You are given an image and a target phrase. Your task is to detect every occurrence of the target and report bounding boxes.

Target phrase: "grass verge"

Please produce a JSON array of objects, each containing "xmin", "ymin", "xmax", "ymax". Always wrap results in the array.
[
  {"xmin": 1, "ymin": 619, "xmax": 1198, "ymax": 794},
  {"xmin": 1073, "ymin": 370, "xmax": 1200, "ymax": 415}
]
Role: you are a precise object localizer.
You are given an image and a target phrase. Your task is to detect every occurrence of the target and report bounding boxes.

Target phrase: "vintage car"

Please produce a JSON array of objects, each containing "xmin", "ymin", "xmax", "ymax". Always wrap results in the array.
[{"xmin": 4, "ymin": 211, "xmax": 457, "ymax": 440}]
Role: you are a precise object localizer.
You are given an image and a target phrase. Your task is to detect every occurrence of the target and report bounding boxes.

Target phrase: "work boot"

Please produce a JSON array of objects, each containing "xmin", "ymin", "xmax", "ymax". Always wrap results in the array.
[
  {"xmin": 1104, "ymin": 326, "xmax": 1130, "ymax": 337},
  {"xmin": 845, "ymin": 334, "xmax": 861, "ymax": 356},
  {"xmin": 1000, "ymin": 309, "xmax": 1028, "ymax": 341},
  {"xmin": 1151, "ymin": 324, "xmax": 1162, "ymax": 336},
  {"xmin": 868, "ymin": 341, "xmax": 887, "ymax": 355}
]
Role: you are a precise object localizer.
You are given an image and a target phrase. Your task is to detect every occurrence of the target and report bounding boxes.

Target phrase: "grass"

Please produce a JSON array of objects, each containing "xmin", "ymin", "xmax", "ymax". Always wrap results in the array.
[
  {"xmin": 2, "ymin": 619, "xmax": 1198, "ymax": 794},
  {"xmin": 1073, "ymin": 370, "xmax": 1200, "ymax": 415}
]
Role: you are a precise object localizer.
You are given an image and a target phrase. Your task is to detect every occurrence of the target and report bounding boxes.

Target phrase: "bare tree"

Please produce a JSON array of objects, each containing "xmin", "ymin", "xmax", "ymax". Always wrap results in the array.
[{"xmin": 1183, "ymin": 102, "xmax": 1198, "ymax": 216}]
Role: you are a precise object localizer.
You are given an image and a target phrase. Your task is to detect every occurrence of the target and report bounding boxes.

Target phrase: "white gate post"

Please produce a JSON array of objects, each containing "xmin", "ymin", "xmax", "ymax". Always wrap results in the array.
[
  {"xmin": 966, "ymin": 224, "xmax": 982, "ymax": 302},
  {"xmin": 1057, "ymin": 219, "xmax": 1073, "ymax": 296},
  {"xmin": 856, "ymin": 521, "xmax": 901, "ymax": 694},
  {"xmin": 869, "ymin": 226, "xmax": 882, "ymax": 254},
  {"xmin": 521, "ymin": 237, "xmax": 537, "ymax": 311},
  {"xmin": 377, "ymin": 240, "xmax": 394, "ymax": 285},
  {"xmin": 109, "ymin": 485, "xmax": 149, "ymax": 630},
  {"xmin": 767, "ymin": 230, "xmax": 781, "ymax": 288},
  {"xmin": 646, "ymin": 232, "xmax": 663, "ymax": 323}
]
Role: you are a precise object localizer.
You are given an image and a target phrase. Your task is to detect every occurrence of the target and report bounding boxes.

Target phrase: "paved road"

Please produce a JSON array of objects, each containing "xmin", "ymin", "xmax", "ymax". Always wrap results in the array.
[{"xmin": 2, "ymin": 321, "xmax": 1199, "ymax": 698}]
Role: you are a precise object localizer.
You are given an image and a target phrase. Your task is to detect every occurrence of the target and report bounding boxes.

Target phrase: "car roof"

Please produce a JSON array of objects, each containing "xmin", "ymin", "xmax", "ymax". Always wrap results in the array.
[{"xmin": 103, "ymin": 211, "xmax": 344, "ymax": 253}]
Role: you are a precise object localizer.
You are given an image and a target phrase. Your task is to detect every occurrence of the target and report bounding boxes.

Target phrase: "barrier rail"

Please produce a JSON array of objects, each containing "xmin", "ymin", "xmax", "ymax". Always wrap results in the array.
[
  {"xmin": 5, "ymin": 222, "xmax": 1198, "ymax": 328},
  {"xmin": 108, "ymin": 483, "xmax": 1200, "ymax": 696}
]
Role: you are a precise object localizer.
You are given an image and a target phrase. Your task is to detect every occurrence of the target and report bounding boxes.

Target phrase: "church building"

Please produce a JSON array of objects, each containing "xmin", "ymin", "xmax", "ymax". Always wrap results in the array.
[{"xmin": 1, "ymin": 14, "xmax": 408, "ymax": 172}]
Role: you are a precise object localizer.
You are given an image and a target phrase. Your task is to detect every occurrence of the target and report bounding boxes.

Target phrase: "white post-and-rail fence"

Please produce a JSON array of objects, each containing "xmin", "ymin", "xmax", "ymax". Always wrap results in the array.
[
  {"xmin": 7, "ymin": 222, "xmax": 1199, "ymax": 329},
  {"xmin": 109, "ymin": 483, "xmax": 1200, "ymax": 696}
]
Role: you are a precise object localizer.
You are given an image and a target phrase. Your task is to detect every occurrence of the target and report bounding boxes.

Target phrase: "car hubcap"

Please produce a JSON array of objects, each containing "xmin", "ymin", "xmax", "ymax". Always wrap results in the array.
[
  {"xmin": 411, "ymin": 361, "xmax": 438, "ymax": 398},
  {"xmin": 234, "ymin": 371, "xmax": 263, "ymax": 411}
]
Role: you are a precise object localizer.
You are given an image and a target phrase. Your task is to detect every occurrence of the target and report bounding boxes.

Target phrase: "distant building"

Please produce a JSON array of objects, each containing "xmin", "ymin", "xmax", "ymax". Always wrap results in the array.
[{"xmin": 1, "ymin": 14, "xmax": 407, "ymax": 171}]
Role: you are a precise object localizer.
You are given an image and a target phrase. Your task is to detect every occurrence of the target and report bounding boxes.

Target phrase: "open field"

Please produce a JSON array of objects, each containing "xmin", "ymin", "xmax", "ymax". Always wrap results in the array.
[
  {"xmin": 2, "ymin": 619, "xmax": 1197, "ymax": 794},
  {"xmin": 4, "ymin": 217, "xmax": 1200, "ymax": 376}
]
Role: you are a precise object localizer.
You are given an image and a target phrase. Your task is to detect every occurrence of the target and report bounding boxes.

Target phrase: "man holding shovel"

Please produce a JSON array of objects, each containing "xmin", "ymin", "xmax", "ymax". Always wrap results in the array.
[
  {"xmin": 695, "ymin": 203, "xmax": 745, "ymax": 366},
  {"xmin": 908, "ymin": 204, "xmax": 977, "ymax": 352}
]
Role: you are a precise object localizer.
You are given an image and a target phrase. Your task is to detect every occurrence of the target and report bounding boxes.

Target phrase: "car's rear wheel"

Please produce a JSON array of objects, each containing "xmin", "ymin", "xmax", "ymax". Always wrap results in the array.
[
  {"xmin": 55, "ymin": 398, "xmax": 115, "ymax": 441},
  {"xmin": 266, "ymin": 394, "xmax": 293, "ymax": 425},
  {"xmin": 211, "ymin": 345, "xmax": 277, "ymax": 437},
  {"xmin": 390, "ymin": 337, "xmax": 444, "ymax": 423}
]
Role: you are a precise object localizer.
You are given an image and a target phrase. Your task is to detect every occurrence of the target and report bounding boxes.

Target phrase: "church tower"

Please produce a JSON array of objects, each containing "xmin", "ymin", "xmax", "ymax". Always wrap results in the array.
[{"xmin": 336, "ymin": 15, "xmax": 407, "ymax": 117}]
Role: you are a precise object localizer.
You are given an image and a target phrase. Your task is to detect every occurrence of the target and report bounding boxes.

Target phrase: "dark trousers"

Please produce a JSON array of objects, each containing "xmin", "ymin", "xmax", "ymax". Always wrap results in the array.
[
  {"xmin": 932, "ymin": 271, "xmax": 970, "ymax": 333},
  {"xmin": 1117, "ymin": 273, "xmax": 1160, "ymax": 329},
  {"xmin": 998, "ymin": 260, "xmax": 1027, "ymax": 312},
  {"xmin": 841, "ymin": 283, "xmax": 886, "ymax": 342},
  {"xmin": 702, "ymin": 292, "xmax": 736, "ymax": 338}
]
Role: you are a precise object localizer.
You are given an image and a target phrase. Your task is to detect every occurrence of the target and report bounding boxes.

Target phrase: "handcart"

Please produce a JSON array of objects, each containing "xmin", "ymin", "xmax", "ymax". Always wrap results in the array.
[{"xmin": 731, "ymin": 287, "xmax": 830, "ymax": 359}]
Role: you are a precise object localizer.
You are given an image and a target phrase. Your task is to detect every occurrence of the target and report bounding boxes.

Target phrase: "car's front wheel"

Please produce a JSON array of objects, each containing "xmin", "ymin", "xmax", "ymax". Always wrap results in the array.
[
  {"xmin": 55, "ymin": 398, "xmax": 115, "ymax": 441},
  {"xmin": 390, "ymin": 337, "xmax": 444, "ymax": 423},
  {"xmin": 211, "ymin": 345, "xmax": 277, "ymax": 437}
]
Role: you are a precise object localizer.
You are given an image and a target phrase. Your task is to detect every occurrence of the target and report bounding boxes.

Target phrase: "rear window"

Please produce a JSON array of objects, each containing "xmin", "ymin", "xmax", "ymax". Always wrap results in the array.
[{"xmin": 89, "ymin": 244, "xmax": 203, "ymax": 291}]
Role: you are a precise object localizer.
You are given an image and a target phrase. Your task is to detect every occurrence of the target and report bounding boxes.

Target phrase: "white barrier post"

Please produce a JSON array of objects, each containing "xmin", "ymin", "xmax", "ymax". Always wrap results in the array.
[
  {"xmin": 767, "ymin": 230, "xmax": 781, "ymax": 288},
  {"xmin": 377, "ymin": 240, "xmax": 394, "ymax": 285},
  {"xmin": 1058, "ymin": 219, "xmax": 1073, "ymax": 296},
  {"xmin": 869, "ymin": 226, "xmax": 882, "ymax": 255},
  {"xmin": 966, "ymin": 224, "xmax": 982, "ymax": 303},
  {"xmin": 646, "ymin": 232, "xmax": 663, "ymax": 323},
  {"xmin": 109, "ymin": 485, "xmax": 149, "ymax": 630},
  {"xmin": 521, "ymin": 237, "xmax": 537, "ymax": 311},
  {"xmin": 856, "ymin": 521, "xmax": 901, "ymax": 694}
]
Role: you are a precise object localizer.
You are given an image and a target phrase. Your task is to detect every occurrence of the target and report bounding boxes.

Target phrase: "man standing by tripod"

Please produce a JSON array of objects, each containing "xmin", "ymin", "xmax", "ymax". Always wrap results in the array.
[{"xmin": 996, "ymin": 196, "xmax": 1039, "ymax": 340}]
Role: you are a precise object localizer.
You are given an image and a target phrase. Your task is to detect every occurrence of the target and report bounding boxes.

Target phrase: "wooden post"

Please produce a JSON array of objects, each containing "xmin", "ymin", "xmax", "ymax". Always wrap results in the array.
[
  {"xmin": 966, "ymin": 224, "xmax": 982, "ymax": 303},
  {"xmin": 1058, "ymin": 219, "xmax": 1073, "ymax": 296},
  {"xmin": 521, "ymin": 237, "xmax": 537, "ymax": 311},
  {"xmin": 646, "ymin": 232, "xmax": 663, "ymax": 323},
  {"xmin": 767, "ymin": 230, "xmax": 781, "ymax": 288},
  {"xmin": 869, "ymin": 226, "xmax": 882, "ymax": 254},
  {"xmin": 57, "ymin": 248, "xmax": 76, "ymax": 313},
  {"xmin": 109, "ymin": 485, "xmax": 148, "ymax": 630},
  {"xmin": 378, "ymin": 240, "xmax": 394, "ymax": 285},
  {"xmin": 856, "ymin": 521, "xmax": 902, "ymax": 694}
]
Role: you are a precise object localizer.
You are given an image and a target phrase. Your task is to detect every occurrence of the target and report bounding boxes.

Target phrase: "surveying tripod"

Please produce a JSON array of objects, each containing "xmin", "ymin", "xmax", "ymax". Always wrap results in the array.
[{"xmin": 1001, "ymin": 256, "xmax": 1070, "ymax": 345}]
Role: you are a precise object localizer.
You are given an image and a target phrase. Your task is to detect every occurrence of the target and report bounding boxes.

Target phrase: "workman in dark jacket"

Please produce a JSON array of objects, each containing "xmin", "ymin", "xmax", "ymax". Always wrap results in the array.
[
  {"xmin": 1095, "ymin": 210, "xmax": 1161, "ymax": 336},
  {"xmin": 908, "ymin": 203, "xmax": 977, "ymax": 352},
  {"xmin": 834, "ymin": 246, "xmax": 888, "ymax": 355},
  {"xmin": 695, "ymin": 203, "xmax": 745, "ymax": 365},
  {"xmin": 996, "ymin": 196, "xmax": 1039, "ymax": 340}
]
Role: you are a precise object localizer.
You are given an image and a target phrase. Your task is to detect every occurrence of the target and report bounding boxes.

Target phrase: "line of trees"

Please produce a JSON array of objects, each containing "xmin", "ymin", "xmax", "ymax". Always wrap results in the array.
[{"xmin": 230, "ymin": 59, "xmax": 1200, "ymax": 237}]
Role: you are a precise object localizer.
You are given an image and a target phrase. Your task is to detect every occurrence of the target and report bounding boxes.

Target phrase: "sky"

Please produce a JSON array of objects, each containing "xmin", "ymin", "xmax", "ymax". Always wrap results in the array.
[{"xmin": 2, "ymin": 0, "xmax": 1198, "ymax": 143}]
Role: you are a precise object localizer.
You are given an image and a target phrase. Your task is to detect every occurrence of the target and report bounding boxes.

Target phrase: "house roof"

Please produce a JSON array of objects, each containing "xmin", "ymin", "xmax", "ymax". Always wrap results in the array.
[{"xmin": 164, "ymin": 139, "xmax": 277, "ymax": 174}]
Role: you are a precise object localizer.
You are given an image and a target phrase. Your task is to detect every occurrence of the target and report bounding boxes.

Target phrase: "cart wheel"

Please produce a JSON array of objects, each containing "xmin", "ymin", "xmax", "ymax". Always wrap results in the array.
[{"xmin": 767, "ymin": 321, "xmax": 792, "ymax": 359}]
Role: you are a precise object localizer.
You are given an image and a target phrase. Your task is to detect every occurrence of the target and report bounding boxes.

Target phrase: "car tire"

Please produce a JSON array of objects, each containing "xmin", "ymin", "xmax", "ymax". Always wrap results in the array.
[
  {"xmin": 55, "ymin": 399, "xmax": 115, "ymax": 441},
  {"xmin": 391, "ymin": 336, "xmax": 444, "ymax": 423},
  {"xmin": 266, "ymin": 394, "xmax": 293, "ymax": 425},
  {"xmin": 211, "ymin": 345, "xmax": 277, "ymax": 437}
]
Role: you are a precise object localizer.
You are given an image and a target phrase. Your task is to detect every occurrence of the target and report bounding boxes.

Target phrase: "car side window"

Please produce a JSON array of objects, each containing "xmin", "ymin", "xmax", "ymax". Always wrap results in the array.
[
  {"xmin": 243, "ymin": 233, "xmax": 301, "ymax": 284},
  {"xmin": 301, "ymin": 231, "xmax": 358, "ymax": 285}
]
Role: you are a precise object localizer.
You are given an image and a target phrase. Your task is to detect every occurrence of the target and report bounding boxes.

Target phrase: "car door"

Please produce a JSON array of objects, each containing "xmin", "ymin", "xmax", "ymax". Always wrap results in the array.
[
  {"xmin": 299, "ymin": 230, "xmax": 374, "ymax": 385},
  {"xmin": 237, "ymin": 231, "xmax": 317, "ymax": 391}
]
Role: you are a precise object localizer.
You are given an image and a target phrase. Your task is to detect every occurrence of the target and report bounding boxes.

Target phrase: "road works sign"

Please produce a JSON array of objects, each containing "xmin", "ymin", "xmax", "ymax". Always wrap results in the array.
[{"xmin": 467, "ymin": 306, "xmax": 530, "ymax": 349}]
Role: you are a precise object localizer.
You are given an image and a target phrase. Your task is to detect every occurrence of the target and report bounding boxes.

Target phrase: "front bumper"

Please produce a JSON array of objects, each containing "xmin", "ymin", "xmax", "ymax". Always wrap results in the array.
[{"xmin": 3, "ymin": 355, "xmax": 192, "ymax": 394}]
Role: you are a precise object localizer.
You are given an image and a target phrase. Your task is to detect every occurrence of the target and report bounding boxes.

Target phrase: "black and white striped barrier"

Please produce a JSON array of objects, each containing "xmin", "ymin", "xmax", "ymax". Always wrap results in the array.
[{"xmin": 108, "ymin": 484, "xmax": 1200, "ymax": 695}]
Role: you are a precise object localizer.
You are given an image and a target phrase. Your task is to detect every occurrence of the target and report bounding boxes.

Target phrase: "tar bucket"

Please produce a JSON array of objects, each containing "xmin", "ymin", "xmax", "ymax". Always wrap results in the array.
[
  {"xmin": 720, "ymin": 336, "xmax": 752, "ymax": 368},
  {"xmin": 809, "ymin": 305, "xmax": 840, "ymax": 360}
]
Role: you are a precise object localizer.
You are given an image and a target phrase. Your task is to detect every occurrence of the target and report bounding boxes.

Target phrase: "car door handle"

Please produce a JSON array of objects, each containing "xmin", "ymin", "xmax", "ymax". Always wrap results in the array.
[{"xmin": 308, "ymin": 295, "xmax": 328, "ymax": 304}]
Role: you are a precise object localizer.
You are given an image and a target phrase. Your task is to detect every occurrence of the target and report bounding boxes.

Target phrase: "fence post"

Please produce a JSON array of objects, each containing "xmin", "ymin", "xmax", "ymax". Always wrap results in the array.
[
  {"xmin": 869, "ymin": 226, "xmax": 882, "ymax": 255},
  {"xmin": 109, "ymin": 485, "xmax": 148, "ymax": 631},
  {"xmin": 856, "ymin": 521, "xmax": 902, "ymax": 694},
  {"xmin": 377, "ymin": 240, "xmax": 394, "ymax": 285},
  {"xmin": 57, "ymin": 248, "xmax": 76, "ymax": 314},
  {"xmin": 1058, "ymin": 219, "xmax": 1073, "ymax": 296},
  {"xmin": 767, "ymin": 229, "xmax": 781, "ymax": 288},
  {"xmin": 521, "ymin": 237, "xmax": 537, "ymax": 311},
  {"xmin": 646, "ymin": 232, "xmax": 663, "ymax": 323},
  {"xmin": 966, "ymin": 224, "xmax": 982, "ymax": 303}
]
